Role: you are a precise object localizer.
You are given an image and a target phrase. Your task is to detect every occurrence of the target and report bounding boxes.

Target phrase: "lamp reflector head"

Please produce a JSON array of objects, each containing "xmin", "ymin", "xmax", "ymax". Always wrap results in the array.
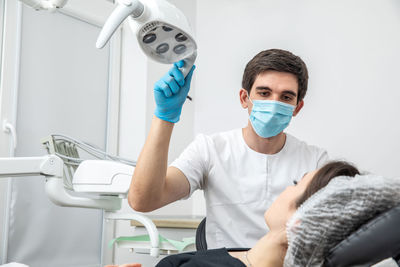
[{"xmin": 134, "ymin": 20, "xmax": 196, "ymax": 64}]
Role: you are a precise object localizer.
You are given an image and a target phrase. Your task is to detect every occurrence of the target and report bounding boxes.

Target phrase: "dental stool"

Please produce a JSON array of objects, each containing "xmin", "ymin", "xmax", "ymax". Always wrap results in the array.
[{"xmin": 195, "ymin": 203, "xmax": 400, "ymax": 266}]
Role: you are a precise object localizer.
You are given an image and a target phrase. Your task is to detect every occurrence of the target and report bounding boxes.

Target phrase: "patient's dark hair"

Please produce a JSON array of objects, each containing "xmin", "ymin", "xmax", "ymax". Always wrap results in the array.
[{"xmin": 296, "ymin": 161, "xmax": 360, "ymax": 208}]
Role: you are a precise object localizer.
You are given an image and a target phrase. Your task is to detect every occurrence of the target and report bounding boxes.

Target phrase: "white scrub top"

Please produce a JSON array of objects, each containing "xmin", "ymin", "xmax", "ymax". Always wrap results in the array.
[{"xmin": 171, "ymin": 129, "xmax": 328, "ymax": 249}]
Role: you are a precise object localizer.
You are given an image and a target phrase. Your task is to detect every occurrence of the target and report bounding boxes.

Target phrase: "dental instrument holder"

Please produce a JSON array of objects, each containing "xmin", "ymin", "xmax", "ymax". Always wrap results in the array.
[
  {"xmin": 0, "ymin": 137, "xmax": 161, "ymax": 257},
  {"xmin": 96, "ymin": 0, "xmax": 197, "ymax": 78}
]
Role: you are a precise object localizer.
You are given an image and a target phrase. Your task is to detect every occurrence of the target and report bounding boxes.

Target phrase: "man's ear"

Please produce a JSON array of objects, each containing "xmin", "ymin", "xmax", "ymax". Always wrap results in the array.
[
  {"xmin": 239, "ymin": 88, "xmax": 250, "ymax": 108},
  {"xmin": 293, "ymin": 100, "xmax": 304, "ymax": 117}
]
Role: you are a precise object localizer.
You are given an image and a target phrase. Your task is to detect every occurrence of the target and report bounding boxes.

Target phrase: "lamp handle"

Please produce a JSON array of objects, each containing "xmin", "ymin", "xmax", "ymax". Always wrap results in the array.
[
  {"xmin": 180, "ymin": 51, "xmax": 197, "ymax": 78},
  {"xmin": 96, "ymin": 0, "xmax": 144, "ymax": 49}
]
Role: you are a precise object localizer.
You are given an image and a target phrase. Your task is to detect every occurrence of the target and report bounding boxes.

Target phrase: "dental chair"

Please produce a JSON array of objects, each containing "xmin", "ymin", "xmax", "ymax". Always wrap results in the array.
[{"xmin": 195, "ymin": 203, "xmax": 400, "ymax": 266}]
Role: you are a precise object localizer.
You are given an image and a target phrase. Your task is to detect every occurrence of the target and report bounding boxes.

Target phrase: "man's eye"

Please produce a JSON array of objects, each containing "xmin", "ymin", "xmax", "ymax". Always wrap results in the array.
[
  {"xmin": 293, "ymin": 180, "xmax": 298, "ymax": 185},
  {"xmin": 260, "ymin": 92, "xmax": 269, "ymax": 96},
  {"xmin": 282, "ymin": 95, "xmax": 293, "ymax": 101}
]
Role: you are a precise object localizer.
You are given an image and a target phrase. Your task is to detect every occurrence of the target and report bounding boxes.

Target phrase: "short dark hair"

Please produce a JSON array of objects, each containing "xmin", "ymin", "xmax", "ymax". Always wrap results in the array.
[
  {"xmin": 242, "ymin": 49, "xmax": 309, "ymax": 103},
  {"xmin": 296, "ymin": 161, "xmax": 360, "ymax": 208}
]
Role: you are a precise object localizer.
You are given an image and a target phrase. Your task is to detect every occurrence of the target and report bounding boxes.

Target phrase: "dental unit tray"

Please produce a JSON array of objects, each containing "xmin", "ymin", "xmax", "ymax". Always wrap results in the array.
[
  {"xmin": 41, "ymin": 134, "xmax": 136, "ymax": 194},
  {"xmin": 72, "ymin": 160, "xmax": 134, "ymax": 195}
]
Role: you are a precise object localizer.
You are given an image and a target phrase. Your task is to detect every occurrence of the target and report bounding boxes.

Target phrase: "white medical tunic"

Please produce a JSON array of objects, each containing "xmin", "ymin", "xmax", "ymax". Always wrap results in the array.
[{"xmin": 170, "ymin": 129, "xmax": 328, "ymax": 249}]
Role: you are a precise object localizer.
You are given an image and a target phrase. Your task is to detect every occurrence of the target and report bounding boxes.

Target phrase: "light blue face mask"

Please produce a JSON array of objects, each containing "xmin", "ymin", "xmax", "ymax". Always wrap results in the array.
[{"xmin": 249, "ymin": 98, "xmax": 295, "ymax": 138}]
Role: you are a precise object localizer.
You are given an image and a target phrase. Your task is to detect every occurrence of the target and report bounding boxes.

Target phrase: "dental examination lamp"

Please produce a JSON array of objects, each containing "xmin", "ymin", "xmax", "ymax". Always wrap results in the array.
[
  {"xmin": 96, "ymin": 0, "xmax": 197, "ymax": 78},
  {"xmin": 0, "ymin": 135, "xmax": 161, "ymax": 257}
]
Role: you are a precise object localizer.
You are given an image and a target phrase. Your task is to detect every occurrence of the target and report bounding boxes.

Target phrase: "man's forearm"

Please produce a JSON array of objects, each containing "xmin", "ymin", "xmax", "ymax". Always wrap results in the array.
[
  {"xmin": 128, "ymin": 116, "xmax": 174, "ymax": 211},
  {"xmin": 129, "ymin": 61, "xmax": 195, "ymax": 211}
]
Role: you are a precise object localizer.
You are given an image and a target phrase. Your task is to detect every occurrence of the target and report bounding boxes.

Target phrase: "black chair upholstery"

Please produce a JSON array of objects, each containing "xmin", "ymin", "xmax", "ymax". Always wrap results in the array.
[
  {"xmin": 195, "ymin": 217, "xmax": 207, "ymax": 251},
  {"xmin": 324, "ymin": 204, "xmax": 400, "ymax": 267},
  {"xmin": 195, "ymin": 204, "xmax": 400, "ymax": 266}
]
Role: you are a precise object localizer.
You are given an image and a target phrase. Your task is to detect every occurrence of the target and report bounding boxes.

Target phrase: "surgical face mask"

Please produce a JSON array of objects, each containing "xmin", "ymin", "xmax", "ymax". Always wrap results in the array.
[{"xmin": 249, "ymin": 98, "xmax": 295, "ymax": 138}]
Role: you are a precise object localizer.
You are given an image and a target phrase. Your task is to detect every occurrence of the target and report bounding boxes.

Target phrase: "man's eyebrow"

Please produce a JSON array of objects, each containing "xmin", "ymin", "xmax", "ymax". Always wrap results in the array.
[{"xmin": 255, "ymin": 86, "xmax": 271, "ymax": 91}]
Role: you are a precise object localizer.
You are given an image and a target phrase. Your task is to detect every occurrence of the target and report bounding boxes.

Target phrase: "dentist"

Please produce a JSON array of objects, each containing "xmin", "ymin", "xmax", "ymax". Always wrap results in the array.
[{"xmin": 129, "ymin": 49, "xmax": 328, "ymax": 249}]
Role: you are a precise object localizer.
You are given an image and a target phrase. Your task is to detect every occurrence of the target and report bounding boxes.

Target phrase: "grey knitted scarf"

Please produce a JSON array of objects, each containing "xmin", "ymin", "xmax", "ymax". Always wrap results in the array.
[{"xmin": 284, "ymin": 174, "xmax": 400, "ymax": 267}]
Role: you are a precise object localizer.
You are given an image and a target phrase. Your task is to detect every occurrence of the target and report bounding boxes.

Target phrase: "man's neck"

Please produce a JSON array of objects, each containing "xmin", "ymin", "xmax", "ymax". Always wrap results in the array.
[{"xmin": 242, "ymin": 124, "xmax": 287, "ymax": 154}]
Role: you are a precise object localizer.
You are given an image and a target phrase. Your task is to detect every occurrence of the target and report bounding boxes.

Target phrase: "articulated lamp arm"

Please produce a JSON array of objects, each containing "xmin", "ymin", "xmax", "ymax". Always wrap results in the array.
[
  {"xmin": 0, "ymin": 155, "xmax": 121, "ymax": 210},
  {"xmin": 19, "ymin": 0, "xmax": 68, "ymax": 11},
  {"xmin": 0, "ymin": 155, "xmax": 63, "ymax": 178}
]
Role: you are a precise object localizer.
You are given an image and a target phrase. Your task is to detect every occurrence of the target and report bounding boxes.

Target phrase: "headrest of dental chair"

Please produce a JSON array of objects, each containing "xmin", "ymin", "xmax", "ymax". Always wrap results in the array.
[
  {"xmin": 284, "ymin": 174, "xmax": 400, "ymax": 267},
  {"xmin": 324, "ymin": 203, "xmax": 400, "ymax": 267}
]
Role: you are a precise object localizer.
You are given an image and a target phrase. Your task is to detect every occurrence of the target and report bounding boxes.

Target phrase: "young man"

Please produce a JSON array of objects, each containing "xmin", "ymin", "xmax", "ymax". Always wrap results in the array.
[{"xmin": 128, "ymin": 49, "xmax": 328, "ymax": 249}]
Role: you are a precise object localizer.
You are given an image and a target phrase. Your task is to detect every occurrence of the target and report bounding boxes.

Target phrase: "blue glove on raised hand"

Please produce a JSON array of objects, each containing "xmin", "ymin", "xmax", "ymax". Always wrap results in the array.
[{"xmin": 154, "ymin": 60, "xmax": 195, "ymax": 123}]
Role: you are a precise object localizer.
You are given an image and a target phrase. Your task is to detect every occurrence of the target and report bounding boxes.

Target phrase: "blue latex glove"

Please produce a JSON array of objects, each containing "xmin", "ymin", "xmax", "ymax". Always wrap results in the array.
[{"xmin": 154, "ymin": 60, "xmax": 196, "ymax": 123}]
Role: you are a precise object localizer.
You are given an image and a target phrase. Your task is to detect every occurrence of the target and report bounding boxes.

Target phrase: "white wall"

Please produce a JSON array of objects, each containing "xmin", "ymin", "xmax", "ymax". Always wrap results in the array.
[
  {"xmin": 195, "ymin": 0, "xmax": 400, "ymax": 179},
  {"xmin": 0, "ymin": 0, "xmax": 8, "ymax": 262}
]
